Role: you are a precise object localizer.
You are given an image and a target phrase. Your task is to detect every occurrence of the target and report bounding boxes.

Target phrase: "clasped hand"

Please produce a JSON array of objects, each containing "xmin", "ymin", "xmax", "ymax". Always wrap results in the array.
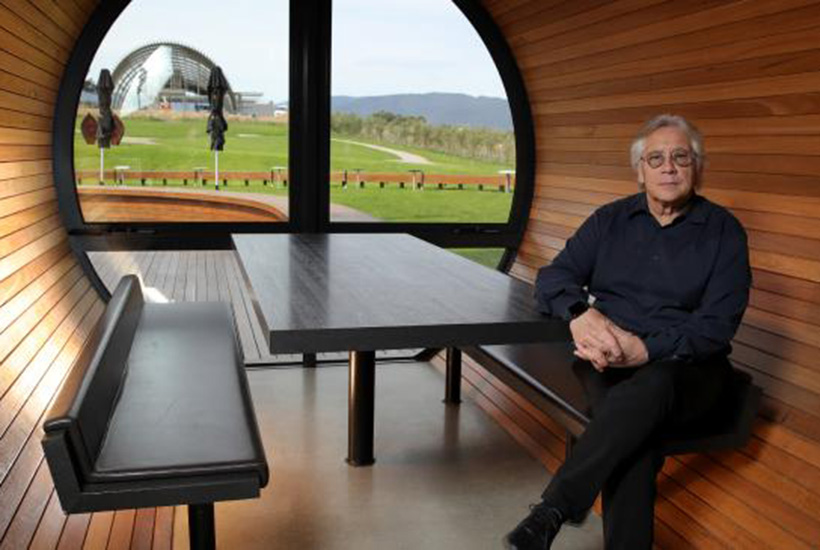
[{"xmin": 569, "ymin": 308, "xmax": 648, "ymax": 371}]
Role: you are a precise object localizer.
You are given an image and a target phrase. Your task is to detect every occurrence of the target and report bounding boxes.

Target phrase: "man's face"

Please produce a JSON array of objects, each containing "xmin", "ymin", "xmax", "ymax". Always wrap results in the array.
[{"xmin": 638, "ymin": 126, "xmax": 697, "ymax": 208}]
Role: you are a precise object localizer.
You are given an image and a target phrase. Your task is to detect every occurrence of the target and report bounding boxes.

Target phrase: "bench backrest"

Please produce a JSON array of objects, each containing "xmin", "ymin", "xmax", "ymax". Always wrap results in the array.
[{"xmin": 43, "ymin": 275, "xmax": 145, "ymax": 475}]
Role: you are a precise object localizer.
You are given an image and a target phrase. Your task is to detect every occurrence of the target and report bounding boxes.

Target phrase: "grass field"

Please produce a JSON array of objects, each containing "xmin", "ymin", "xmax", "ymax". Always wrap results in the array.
[
  {"xmin": 328, "ymin": 185, "xmax": 512, "ymax": 223},
  {"xmin": 74, "ymin": 117, "xmax": 511, "ymax": 175},
  {"xmin": 75, "ymin": 116, "xmax": 513, "ymax": 266}
]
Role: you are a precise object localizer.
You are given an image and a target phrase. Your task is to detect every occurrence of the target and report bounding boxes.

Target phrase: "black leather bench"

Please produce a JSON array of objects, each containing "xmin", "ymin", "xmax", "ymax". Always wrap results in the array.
[
  {"xmin": 41, "ymin": 275, "xmax": 268, "ymax": 550},
  {"xmin": 450, "ymin": 342, "xmax": 761, "ymax": 520}
]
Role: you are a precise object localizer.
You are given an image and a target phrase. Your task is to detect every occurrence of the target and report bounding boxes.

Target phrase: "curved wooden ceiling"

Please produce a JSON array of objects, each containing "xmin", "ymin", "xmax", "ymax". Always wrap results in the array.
[{"xmin": 1, "ymin": 1, "xmax": 819, "ymax": 548}]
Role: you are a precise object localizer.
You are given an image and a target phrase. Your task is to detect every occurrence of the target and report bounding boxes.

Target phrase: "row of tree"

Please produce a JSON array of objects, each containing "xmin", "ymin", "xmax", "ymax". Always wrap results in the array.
[{"xmin": 330, "ymin": 111, "xmax": 515, "ymax": 165}]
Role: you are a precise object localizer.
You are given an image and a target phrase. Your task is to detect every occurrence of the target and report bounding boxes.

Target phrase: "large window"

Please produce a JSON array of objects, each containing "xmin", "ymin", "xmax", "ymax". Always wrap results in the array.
[
  {"xmin": 73, "ymin": 0, "xmax": 290, "ymax": 223},
  {"xmin": 59, "ymin": 0, "xmax": 533, "ymax": 257},
  {"xmin": 329, "ymin": 0, "xmax": 515, "ymax": 224}
]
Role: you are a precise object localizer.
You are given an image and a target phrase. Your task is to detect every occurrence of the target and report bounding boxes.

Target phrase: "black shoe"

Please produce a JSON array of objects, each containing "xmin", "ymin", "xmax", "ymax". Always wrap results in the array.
[{"xmin": 503, "ymin": 502, "xmax": 564, "ymax": 550}]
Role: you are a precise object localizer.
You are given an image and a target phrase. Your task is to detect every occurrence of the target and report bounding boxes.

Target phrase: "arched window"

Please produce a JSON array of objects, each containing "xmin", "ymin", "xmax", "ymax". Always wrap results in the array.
[
  {"xmin": 69, "ymin": 0, "xmax": 289, "ymax": 225},
  {"xmin": 55, "ymin": 0, "xmax": 534, "ymax": 266},
  {"xmin": 330, "ymin": 0, "xmax": 515, "ymax": 227}
]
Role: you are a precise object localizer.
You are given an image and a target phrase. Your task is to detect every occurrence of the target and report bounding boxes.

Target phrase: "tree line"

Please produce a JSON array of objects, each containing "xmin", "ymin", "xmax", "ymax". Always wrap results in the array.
[{"xmin": 330, "ymin": 111, "xmax": 515, "ymax": 165}]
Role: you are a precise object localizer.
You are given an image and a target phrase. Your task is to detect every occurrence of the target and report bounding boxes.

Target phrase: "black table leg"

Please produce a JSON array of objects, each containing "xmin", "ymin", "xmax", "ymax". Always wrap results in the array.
[
  {"xmin": 444, "ymin": 347, "xmax": 462, "ymax": 404},
  {"xmin": 188, "ymin": 503, "xmax": 216, "ymax": 550},
  {"xmin": 348, "ymin": 350, "xmax": 376, "ymax": 466}
]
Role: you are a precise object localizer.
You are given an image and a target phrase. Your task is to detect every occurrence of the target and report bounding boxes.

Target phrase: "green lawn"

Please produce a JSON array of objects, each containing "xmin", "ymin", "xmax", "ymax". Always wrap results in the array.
[
  {"xmin": 329, "ymin": 185, "xmax": 511, "ymax": 223},
  {"xmin": 74, "ymin": 117, "xmax": 511, "ymax": 175},
  {"xmin": 448, "ymin": 247, "xmax": 505, "ymax": 269},
  {"xmin": 75, "ymin": 117, "xmax": 515, "ymax": 262},
  {"xmin": 75, "ymin": 118, "xmax": 290, "ymax": 172}
]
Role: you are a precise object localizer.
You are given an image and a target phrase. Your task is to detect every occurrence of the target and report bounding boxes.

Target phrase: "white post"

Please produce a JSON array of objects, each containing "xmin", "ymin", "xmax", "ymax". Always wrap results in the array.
[{"xmin": 215, "ymin": 151, "xmax": 219, "ymax": 191}]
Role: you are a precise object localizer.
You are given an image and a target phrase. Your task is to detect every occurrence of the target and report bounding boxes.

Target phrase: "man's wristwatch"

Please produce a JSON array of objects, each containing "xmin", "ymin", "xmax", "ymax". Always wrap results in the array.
[{"xmin": 566, "ymin": 301, "xmax": 590, "ymax": 321}]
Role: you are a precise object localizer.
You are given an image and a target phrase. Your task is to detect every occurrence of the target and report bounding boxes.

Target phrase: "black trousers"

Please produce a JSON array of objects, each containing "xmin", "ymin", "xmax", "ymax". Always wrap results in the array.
[{"xmin": 541, "ymin": 357, "xmax": 731, "ymax": 550}]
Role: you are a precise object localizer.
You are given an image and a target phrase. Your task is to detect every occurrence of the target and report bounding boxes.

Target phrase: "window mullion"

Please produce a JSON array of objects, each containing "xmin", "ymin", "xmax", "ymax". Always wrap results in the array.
[{"xmin": 289, "ymin": 0, "xmax": 332, "ymax": 232}]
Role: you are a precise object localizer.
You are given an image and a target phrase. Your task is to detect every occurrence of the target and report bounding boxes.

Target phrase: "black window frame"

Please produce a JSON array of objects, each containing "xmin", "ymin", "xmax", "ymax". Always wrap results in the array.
[{"xmin": 54, "ymin": 0, "xmax": 535, "ymax": 258}]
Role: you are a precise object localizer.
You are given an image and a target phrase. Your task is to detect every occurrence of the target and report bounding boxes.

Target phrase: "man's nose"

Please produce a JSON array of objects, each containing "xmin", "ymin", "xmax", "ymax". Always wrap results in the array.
[{"xmin": 661, "ymin": 156, "xmax": 677, "ymax": 172}]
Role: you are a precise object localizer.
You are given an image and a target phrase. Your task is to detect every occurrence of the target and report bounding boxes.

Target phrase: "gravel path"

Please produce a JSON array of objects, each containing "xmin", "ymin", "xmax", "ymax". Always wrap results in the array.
[{"xmin": 332, "ymin": 138, "xmax": 433, "ymax": 165}]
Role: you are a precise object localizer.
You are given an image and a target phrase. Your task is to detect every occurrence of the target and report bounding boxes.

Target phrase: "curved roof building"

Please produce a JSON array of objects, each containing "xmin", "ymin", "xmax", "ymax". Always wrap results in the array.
[{"xmin": 111, "ymin": 42, "xmax": 237, "ymax": 115}]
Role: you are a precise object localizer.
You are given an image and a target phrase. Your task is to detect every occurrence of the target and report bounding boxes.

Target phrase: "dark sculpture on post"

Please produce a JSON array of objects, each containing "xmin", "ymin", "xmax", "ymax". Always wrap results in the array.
[
  {"xmin": 80, "ymin": 69, "xmax": 124, "ymax": 184},
  {"xmin": 207, "ymin": 67, "xmax": 228, "ymax": 190},
  {"xmin": 207, "ymin": 67, "xmax": 228, "ymax": 151},
  {"xmin": 97, "ymin": 70, "xmax": 116, "ymax": 148}
]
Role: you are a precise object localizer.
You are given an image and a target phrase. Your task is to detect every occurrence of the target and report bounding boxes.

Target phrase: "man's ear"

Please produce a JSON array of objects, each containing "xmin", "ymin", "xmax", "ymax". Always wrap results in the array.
[{"xmin": 637, "ymin": 163, "xmax": 646, "ymax": 190}]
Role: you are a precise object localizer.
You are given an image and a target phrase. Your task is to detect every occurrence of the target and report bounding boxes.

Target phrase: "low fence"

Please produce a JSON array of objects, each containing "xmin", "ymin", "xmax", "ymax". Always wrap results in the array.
[{"xmin": 75, "ymin": 170, "xmax": 516, "ymax": 192}]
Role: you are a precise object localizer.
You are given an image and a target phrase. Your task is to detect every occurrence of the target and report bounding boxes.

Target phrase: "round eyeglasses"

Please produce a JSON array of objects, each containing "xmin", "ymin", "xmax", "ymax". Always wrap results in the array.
[{"xmin": 641, "ymin": 148, "xmax": 696, "ymax": 169}]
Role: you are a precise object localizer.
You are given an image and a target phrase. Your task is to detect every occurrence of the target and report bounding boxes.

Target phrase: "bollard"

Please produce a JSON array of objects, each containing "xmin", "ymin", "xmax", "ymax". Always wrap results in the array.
[{"xmin": 502, "ymin": 171, "xmax": 514, "ymax": 193}]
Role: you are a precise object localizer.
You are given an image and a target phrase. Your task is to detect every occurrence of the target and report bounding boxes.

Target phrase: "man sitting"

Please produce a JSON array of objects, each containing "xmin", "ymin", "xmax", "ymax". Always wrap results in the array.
[{"xmin": 504, "ymin": 114, "xmax": 751, "ymax": 550}]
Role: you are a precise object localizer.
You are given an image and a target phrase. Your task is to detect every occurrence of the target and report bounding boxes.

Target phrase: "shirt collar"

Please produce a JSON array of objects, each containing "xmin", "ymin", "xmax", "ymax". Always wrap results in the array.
[{"xmin": 628, "ymin": 192, "xmax": 708, "ymax": 224}]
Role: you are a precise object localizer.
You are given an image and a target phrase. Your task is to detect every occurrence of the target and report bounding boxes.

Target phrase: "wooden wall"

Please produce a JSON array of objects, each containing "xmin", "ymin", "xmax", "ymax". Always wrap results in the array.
[
  {"xmin": 3, "ymin": 0, "xmax": 820, "ymax": 548},
  {"xmin": 467, "ymin": 0, "xmax": 820, "ymax": 548},
  {"xmin": 0, "ymin": 1, "xmax": 174, "ymax": 548},
  {"xmin": 77, "ymin": 187, "xmax": 287, "ymax": 223}
]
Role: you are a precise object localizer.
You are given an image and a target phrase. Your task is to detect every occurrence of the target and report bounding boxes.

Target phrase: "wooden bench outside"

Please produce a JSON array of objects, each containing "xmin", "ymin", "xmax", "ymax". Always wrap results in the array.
[
  {"xmin": 41, "ymin": 275, "xmax": 269, "ymax": 550},
  {"xmin": 76, "ymin": 170, "xmax": 289, "ymax": 187}
]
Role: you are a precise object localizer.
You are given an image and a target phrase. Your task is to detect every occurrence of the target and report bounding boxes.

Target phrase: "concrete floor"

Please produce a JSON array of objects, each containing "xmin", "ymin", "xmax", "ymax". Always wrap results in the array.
[{"xmin": 174, "ymin": 362, "xmax": 603, "ymax": 549}]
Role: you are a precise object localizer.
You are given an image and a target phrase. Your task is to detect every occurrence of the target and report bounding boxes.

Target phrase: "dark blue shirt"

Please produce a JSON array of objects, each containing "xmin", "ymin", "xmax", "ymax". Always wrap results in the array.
[{"xmin": 535, "ymin": 193, "xmax": 751, "ymax": 363}]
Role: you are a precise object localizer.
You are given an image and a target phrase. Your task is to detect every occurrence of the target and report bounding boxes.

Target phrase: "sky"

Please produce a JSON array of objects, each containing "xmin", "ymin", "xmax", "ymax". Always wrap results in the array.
[{"xmin": 87, "ymin": 0, "xmax": 507, "ymax": 104}]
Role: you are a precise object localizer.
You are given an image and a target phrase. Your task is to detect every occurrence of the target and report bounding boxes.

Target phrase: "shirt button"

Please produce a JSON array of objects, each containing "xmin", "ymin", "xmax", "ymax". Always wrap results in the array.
[{"xmin": 652, "ymin": 254, "xmax": 660, "ymax": 261}]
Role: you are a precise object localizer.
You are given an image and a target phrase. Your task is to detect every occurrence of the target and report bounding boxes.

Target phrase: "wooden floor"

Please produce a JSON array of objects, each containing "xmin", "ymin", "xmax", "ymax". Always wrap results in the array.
[
  {"xmin": 89, "ymin": 250, "xmax": 282, "ymax": 365},
  {"xmin": 0, "ymin": 250, "xmax": 423, "ymax": 550},
  {"xmin": 87, "ymin": 250, "xmax": 416, "ymax": 366}
]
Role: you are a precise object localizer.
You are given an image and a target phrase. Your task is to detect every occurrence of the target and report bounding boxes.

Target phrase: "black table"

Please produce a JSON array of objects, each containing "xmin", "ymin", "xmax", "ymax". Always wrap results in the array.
[{"xmin": 232, "ymin": 233, "xmax": 568, "ymax": 465}]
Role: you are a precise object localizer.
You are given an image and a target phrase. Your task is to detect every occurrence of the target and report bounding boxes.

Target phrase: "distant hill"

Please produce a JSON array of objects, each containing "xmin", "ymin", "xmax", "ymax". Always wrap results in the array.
[{"xmin": 331, "ymin": 93, "xmax": 512, "ymax": 131}]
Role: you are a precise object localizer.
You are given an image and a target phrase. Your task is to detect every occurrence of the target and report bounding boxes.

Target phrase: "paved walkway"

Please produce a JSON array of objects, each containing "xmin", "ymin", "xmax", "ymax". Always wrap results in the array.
[{"xmin": 332, "ymin": 138, "xmax": 433, "ymax": 165}]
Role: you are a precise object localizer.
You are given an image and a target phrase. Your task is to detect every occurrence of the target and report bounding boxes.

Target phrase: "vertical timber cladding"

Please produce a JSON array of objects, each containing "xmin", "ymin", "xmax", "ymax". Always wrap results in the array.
[
  {"xmin": 481, "ymin": 0, "xmax": 820, "ymax": 548},
  {"xmin": 0, "ymin": 1, "xmax": 166, "ymax": 549}
]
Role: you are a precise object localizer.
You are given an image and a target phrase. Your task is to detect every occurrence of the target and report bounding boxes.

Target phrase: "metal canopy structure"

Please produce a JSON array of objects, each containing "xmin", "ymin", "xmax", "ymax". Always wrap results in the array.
[{"xmin": 111, "ymin": 42, "xmax": 238, "ymax": 114}]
